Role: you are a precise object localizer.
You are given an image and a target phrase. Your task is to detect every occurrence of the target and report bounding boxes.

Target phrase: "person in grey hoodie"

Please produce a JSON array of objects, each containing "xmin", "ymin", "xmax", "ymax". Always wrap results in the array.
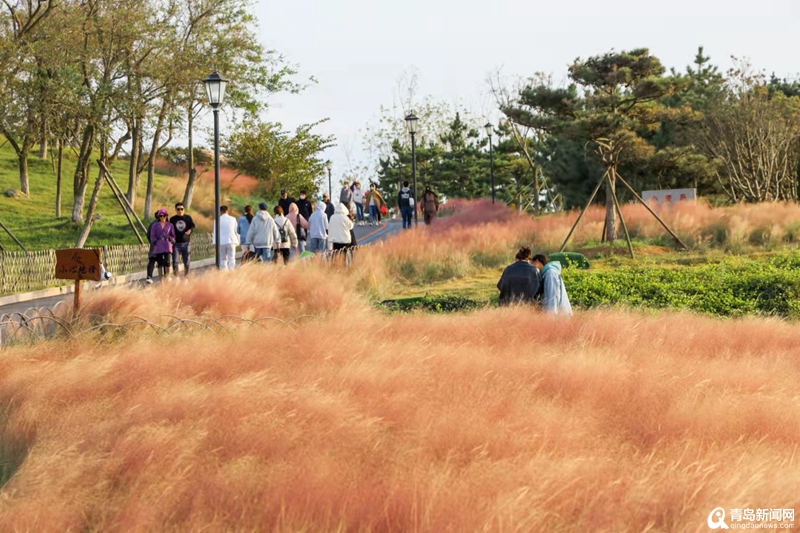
[
  {"xmin": 308, "ymin": 200, "xmax": 329, "ymax": 253},
  {"xmin": 246, "ymin": 202, "xmax": 281, "ymax": 262},
  {"xmin": 532, "ymin": 254, "xmax": 573, "ymax": 316}
]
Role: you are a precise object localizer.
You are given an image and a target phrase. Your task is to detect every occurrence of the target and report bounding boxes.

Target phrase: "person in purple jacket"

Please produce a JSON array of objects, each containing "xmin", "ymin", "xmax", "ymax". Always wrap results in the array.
[{"xmin": 146, "ymin": 208, "xmax": 176, "ymax": 284}]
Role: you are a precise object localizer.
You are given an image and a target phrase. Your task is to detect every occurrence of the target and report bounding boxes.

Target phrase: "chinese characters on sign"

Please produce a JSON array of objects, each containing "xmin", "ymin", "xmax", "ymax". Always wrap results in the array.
[{"xmin": 55, "ymin": 249, "xmax": 103, "ymax": 282}]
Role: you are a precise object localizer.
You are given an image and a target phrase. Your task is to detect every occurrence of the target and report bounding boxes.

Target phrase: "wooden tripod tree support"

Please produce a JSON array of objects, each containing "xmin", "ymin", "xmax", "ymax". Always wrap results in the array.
[
  {"xmin": 609, "ymin": 170, "xmax": 634, "ymax": 259},
  {"xmin": 99, "ymin": 160, "xmax": 149, "ymax": 236},
  {"xmin": 0, "ymin": 218, "xmax": 28, "ymax": 252},
  {"xmin": 98, "ymin": 162, "xmax": 144, "ymax": 245},
  {"xmin": 615, "ymin": 173, "xmax": 689, "ymax": 251},
  {"xmin": 559, "ymin": 170, "xmax": 608, "ymax": 253},
  {"xmin": 560, "ymin": 168, "xmax": 689, "ymax": 257}
]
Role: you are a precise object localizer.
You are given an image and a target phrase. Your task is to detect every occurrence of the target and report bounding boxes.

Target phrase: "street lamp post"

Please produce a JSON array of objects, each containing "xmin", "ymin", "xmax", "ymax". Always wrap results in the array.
[
  {"xmin": 405, "ymin": 112, "xmax": 419, "ymax": 226},
  {"xmin": 326, "ymin": 160, "xmax": 332, "ymax": 199},
  {"xmin": 204, "ymin": 71, "xmax": 229, "ymax": 269},
  {"xmin": 485, "ymin": 122, "xmax": 495, "ymax": 204}
]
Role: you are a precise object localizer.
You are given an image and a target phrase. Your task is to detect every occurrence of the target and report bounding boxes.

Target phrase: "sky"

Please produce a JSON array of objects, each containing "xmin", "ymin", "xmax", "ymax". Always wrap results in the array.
[{"xmin": 245, "ymin": 0, "xmax": 799, "ymax": 179}]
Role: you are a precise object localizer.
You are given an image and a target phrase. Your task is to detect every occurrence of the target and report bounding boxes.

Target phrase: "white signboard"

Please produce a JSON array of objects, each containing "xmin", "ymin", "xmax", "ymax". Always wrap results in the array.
[{"xmin": 642, "ymin": 188, "xmax": 696, "ymax": 204}]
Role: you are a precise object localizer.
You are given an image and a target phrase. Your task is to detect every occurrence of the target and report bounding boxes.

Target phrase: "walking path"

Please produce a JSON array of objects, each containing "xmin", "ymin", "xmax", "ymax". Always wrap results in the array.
[{"xmin": 0, "ymin": 219, "xmax": 405, "ymax": 316}]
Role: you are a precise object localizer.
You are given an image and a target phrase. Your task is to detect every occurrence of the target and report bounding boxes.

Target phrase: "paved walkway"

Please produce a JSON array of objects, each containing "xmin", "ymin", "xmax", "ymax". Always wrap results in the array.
[{"xmin": 0, "ymin": 219, "xmax": 407, "ymax": 316}]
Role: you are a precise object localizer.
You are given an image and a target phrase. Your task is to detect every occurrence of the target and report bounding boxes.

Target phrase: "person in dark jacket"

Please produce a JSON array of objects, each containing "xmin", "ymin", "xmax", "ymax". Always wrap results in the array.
[
  {"xmin": 323, "ymin": 193, "xmax": 335, "ymax": 220},
  {"xmin": 497, "ymin": 247, "xmax": 541, "ymax": 305},
  {"xmin": 278, "ymin": 190, "xmax": 295, "ymax": 216},
  {"xmin": 397, "ymin": 180, "xmax": 415, "ymax": 229},
  {"xmin": 296, "ymin": 190, "xmax": 313, "ymax": 222}
]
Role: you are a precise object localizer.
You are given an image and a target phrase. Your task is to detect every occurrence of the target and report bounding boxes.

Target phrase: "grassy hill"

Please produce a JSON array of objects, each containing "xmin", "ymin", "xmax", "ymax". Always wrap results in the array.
[{"xmin": 0, "ymin": 140, "xmax": 263, "ymax": 251}]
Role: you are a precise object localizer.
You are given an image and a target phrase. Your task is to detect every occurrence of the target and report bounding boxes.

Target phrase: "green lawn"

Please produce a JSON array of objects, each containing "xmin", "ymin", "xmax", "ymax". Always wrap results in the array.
[
  {"xmin": 0, "ymin": 140, "xmax": 192, "ymax": 251},
  {"xmin": 383, "ymin": 240, "xmax": 800, "ymax": 319}
]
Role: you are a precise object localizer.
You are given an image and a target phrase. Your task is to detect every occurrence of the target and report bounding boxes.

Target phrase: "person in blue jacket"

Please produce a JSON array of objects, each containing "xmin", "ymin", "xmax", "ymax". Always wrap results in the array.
[{"xmin": 532, "ymin": 254, "xmax": 573, "ymax": 316}]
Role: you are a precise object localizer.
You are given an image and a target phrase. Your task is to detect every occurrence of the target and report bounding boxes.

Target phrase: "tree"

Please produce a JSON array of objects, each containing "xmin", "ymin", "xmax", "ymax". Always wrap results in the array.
[
  {"xmin": 0, "ymin": 0, "xmax": 58, "ymax": 196},
  {"xmin": 175, "ymin": 0, "xmax": 306, "ymax": 210},
  {"xmin": 698, "ymin": 67, "xmax": 800, "ymax": 202},
  {"xmin": 506, "ymin": 48, "xmax": 690, "ymax": 244},
  {"xmin": 224, "ymin": 119, "xmax": 336, "ymax": 196}
]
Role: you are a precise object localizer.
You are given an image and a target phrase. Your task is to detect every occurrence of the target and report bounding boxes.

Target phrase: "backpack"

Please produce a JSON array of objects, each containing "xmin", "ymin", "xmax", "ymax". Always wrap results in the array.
[
  {"xmin": 296, "ymin": 217, "xmax": 308, "ymax": 241},
  {"xmin": 277, "ymin": 220, "xmax": 288, "ymax": 243}
]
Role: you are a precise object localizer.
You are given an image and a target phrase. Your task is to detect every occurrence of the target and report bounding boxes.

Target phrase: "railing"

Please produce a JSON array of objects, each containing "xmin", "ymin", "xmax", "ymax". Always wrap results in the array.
[
  {"xmin": 0, "ymin": 233, "xmax": 216, "ymax": 296},
  {"xmin": 0, "ymin": 304, "xmax": 316, "ymax": 348}
]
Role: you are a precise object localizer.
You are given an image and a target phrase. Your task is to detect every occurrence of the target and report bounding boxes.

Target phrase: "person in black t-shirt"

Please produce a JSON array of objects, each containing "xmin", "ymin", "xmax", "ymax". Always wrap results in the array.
[
  {"xmin": 278, "ymin": 189, "xmax": 295, "ymax": 216},
  {"xmin": 170, "ymin": 202, "xmax": 196, "ymax": 276},
  {"xmin": 295, "ymin": 190, "xmax": 313, "ymax": 221}
]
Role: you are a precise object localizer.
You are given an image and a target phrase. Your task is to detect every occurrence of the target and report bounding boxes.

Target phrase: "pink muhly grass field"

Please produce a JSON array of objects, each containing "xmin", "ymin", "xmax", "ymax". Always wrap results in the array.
[
  {"xmin": 379, "ymin": 199, "xmax": 800, "ymax": 283},
  {"xmin": 0, "ymin": 260, "xmax": 799, "ymax": 531}
]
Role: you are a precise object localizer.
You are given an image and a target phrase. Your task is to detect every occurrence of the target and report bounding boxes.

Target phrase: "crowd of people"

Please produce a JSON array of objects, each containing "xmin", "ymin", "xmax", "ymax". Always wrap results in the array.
[
  {"xmin": 496, "ymin": 247, "xmax": 573, "ymax": 315},
  {"xmin": 144, "ymin": 193, "xmax": 571, "ymax": 316},
  {"xmin": 144, "ymin": 181, "xmax": 442, "ymax": 282}
]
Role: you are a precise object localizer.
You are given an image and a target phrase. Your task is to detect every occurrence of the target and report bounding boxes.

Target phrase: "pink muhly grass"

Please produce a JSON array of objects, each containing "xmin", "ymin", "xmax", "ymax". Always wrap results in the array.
[{"xmin": 1, "ymin": 293, "xmax": 799, "ymax": 531}]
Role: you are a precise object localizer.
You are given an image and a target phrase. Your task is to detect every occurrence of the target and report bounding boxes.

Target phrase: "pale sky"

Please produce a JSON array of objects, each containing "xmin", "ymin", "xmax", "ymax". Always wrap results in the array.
[{"xmin": 247, "ymin": 0, "xmax": 799, "ymax": 177}]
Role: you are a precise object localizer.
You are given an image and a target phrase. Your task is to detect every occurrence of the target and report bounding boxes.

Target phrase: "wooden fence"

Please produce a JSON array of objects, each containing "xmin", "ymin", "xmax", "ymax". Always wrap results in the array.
[{"xmin": 0, "ymin": 233, "xmax": 215, "ymax": 296}]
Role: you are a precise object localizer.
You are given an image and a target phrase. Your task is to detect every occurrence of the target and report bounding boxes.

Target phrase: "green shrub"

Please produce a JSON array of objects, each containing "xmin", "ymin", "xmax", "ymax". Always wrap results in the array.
[
  {"xmin": 382, "ymin": 296, "xmax": 482, "ymax": 313},
  {"xmin": 564, "ymin": 254, "xmax": 800, "ymax": 318},
  {"xmin": 549, "ymin": 252, "xmax": 590, "ymax": 269}
]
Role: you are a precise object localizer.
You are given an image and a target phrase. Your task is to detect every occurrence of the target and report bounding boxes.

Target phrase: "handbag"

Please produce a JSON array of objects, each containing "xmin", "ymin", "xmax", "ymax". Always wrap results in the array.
[{"xmin": 380, "ymin": 205, "xmax": 388, "ymax": 216}]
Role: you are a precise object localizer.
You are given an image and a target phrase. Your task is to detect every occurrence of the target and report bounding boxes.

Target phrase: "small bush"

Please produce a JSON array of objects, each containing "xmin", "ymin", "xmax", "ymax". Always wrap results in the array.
[
  {"xmin": 384, "ymin": 296, "xmax": 482, "ymax": 313},
  {"xmin": 564, "ymin": 254, "xmax": 800, "ymax": 318},
  {"xmin": 549, "ymin": 252, "xmax": 590, "ymax": 269}
]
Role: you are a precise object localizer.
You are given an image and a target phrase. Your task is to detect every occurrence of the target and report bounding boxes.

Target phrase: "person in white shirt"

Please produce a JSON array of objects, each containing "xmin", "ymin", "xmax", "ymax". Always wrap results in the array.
[
  {"xmin": 352, "ymin": 181, "xmax": 365, "ymax": 224},
  {"xmin": 329, "ymin": 202, "xmax": 355, "ymax": 248},
  {"xmin": 212, "ymin": 205, "xmax": 240, "ymax": 269},
  {"xmin": 246, "ymin": 202, "xmax": 281, "ymax": 263},
  {"xmin": 307, "ymin": 201, "xmax": 329, "ymax": 253},
  {"xmin": 273, "ymin": 205, "xmax": 298, "ymax": 265}
]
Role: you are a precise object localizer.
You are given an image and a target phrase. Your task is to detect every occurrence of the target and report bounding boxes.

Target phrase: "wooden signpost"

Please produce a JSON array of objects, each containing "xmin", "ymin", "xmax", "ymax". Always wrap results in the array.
[{"xmin": 55, "ymin": 248, "xmax": 103, "ymax": 312}]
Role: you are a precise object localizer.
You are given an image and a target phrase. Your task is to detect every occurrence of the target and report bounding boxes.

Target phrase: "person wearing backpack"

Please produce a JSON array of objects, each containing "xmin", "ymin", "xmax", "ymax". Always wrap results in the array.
[
  {"xmin": 287, "ymin": 202, "xmax": 309, "ymax": 256},
  {"xmin": 246, "ymin": 202, "xmax": 281, "ymax": 263},
  {"xmin": 397, "ymin": 181, "xmax": 415, "ymax": 229},
  {"xmin": 273, "ymin": 205, "xmax": 298, "ymax": 265}
]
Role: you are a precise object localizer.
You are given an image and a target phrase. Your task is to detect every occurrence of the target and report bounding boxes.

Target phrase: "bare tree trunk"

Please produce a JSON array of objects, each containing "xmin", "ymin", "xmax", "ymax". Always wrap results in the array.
[
  {"xmin": 126, "ymin": 119, "xmax": 140, "ymax": 206},
  {"xmin": 144, "ymin": 101, "xmax": 169, "ymax": 219},
  {"xmin": 72, "ymin": 124, "xmax": 95, "ymax": 223},
  {"xmin": 75, "ymin": 166, "xmax": 105, "ymax": 248},
  {"xmin": 18, "ymin": 147, "xmax": 30, "ymax": 197},
  {"xmin": 604, "ymin": 168, "xmax": 617, "ymax": 242},
  {"xmin": 72, "ymin": 180, "xmax": 89, "ymax": 224},
  {"xmin": 56, "ymin": 138, "xmax": 63, "ymax": 218},
  {"xmin": 1, "ymin": 131, "xmax": 32, "ymax": 197},
  {"xmin": 38, "ymin": 118, "xmax": 47, "ymax": 158},
  {"xmin": 182, "ymin": 105, "xmax": 197, "ymax": 209}
]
